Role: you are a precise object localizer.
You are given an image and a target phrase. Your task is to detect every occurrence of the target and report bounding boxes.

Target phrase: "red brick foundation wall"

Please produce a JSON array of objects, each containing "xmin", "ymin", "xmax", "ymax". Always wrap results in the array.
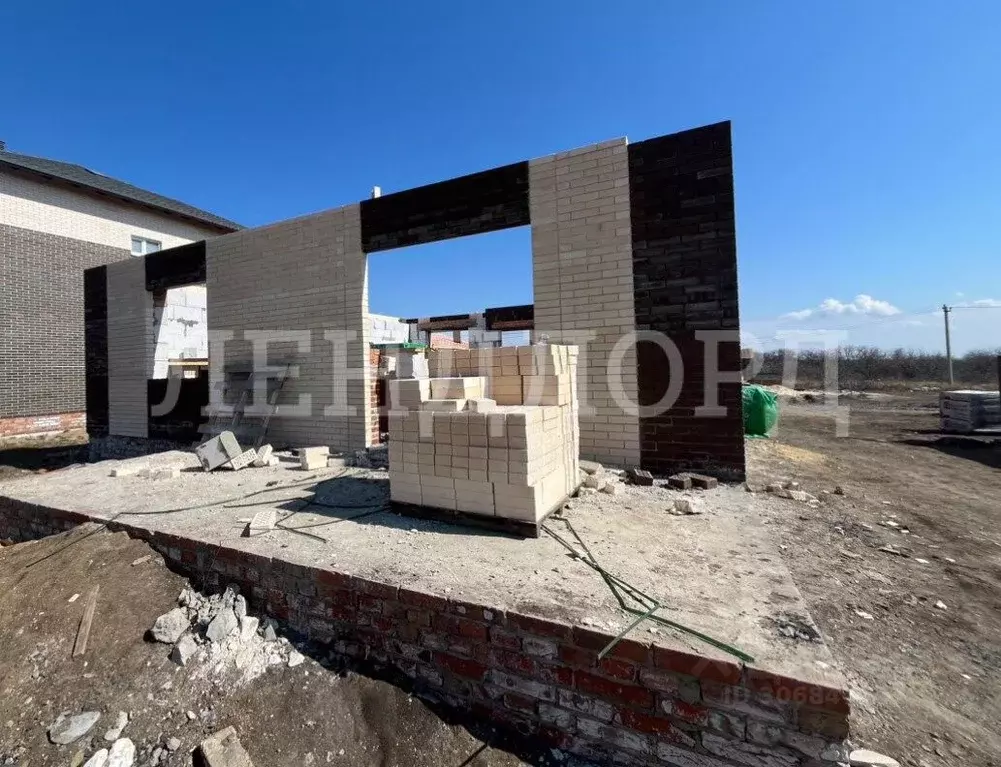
[
  {"xmin": 0, "ymin": 499, "xmax": 849, "ymax": 766},
  {"xmin": 369, "ymin": 348, "xmax": 384, "ymax": 445},
  {"xmin": 0, "ymin": 412, "xmax": 85, "ymax": 438}
]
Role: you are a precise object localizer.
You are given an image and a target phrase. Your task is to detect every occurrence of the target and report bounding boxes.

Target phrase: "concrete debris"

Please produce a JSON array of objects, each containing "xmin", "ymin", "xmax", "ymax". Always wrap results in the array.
[
  {"xmin": 855, "ymin": 610, "xmax": 875, "ymax": 620},
  {"xmin": 627, "ymin": 468, "xmax": 654, "ymax": 486},
  {"xmin": 187, "ymin": 711, "xmax": 198, "ymax": 721},
  {"xmin": 103, "ymin": 711, "xmax": 129, "ymax": 742},
  {"xmin": 288, "ymin": 650, "xmax": 305, "ymax": 668},
  {"xmin": 244, "ymin": 509, "xmax": 277, "ymax": 537},
  {"xmin": 158, "ymin": 585, "xmax": 296, "ymax": 685},
  {"xmin": 225, "ymin": 449, "xmax": 258, "ymax": 471},
  {"xmin": 48, "ymin": 711, "xmax": 101, "ymax": 745},
  {"xmin": 198, "ymin": 727, "xmax": 255, "ymax": 767},
  {"xmin": 786, "ymin": 490, "xmax": 817, "ymax": 502},
  {"xmin": 599, "ymin": 482, "xmax": 622, "ymax": 496},
  {"xmin": 849, "ymin": 749, "xmax": 900, "ymax": 767},
  {"xmin": 299, "ymin": 446, "xmax": 330, "ymax": 471},
  {"xmin": 671, "ymin": 498, "xmax": 703, "ymax": 515},
  {"xmin": 252, "ymin": 444, "xmax": 273, "ymax": 468},
  {"xmin": 83, "ymin": 749, "xmax": 109, "ymax": 767},
  {"xmin": 109, "ymin": 467, "xmax": 140, "ymax": 478},
  {"xmin": 934, "ymin": 600, "xmax": 947, "ymax": 610},
  {"xmin": 773, "ymin": 613, "xmax": 821, "ymax": 642},
  {"xmin": 106, "ymin": 737, "xmax": 135, "ymax": 767},
  {"xmin": 764, "ymin": 482, "xmax": 784, "ymax": 493},
  {"xmin": 68, "ymin": 593, "xmax": 80, "ymax": 603},
  {"xmin": 579, "ymin": 460, "xmax": 603, "ymax": 476},
  {"xmin": 582, "ymin": 473, "xmax": 603, "ymax": 490},
  {"xmin": 196, "ymin": 431, "xmax": 243, "ymax": 471},
  {"xmin": 165, "ymin": 737, "xmax": 182, "ymax": 752},
  {"xmin": 130, "ymin": 555, "xmax": 152, "ymax": 567},
  {"xmin": 239, "ymin": 616, "xmax": 260, "ymax": 644},
  {"xmin": 261, "ymin": 619, "xmax": 278, "ymax": 643},
  {"xmin": 151, "ymin": 608, "xmax": 190, "ymax": 644},
  {"xmin": 206, "ymin": 608, "xmax": 239, "ymax": 643},
  {"xmin": 139, "ymin": 467, "xmax": 181, "ymax": 480},
  {"xmin": 170, "ymin": 635, "xmax": 199, "ymax": 666}
]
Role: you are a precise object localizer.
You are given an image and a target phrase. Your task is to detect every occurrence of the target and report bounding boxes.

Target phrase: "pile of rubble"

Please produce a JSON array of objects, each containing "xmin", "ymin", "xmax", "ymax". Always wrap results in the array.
[{"xmin": 150, "ymin": 584, "xmax": 303, "ymax": 683}]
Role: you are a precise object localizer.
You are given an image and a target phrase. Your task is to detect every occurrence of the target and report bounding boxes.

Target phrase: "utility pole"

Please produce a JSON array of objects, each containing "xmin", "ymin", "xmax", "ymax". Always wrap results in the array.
[{"xmin": 942, "ymin": 304, "xmax": 954, "ymax": 386}]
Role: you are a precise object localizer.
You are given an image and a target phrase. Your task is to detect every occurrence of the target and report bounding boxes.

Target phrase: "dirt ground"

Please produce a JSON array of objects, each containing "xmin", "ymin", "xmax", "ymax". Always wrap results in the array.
[
  {"xmin": 0, "ymin": 430, "xmax": 88, "ymax": 483},
  {"xmin": 0, "ymin": 527, "xmax": 535, "ymax": 767},
  {"xmin": 747, "ymin": 392, "xmax": 1001, "ymax": 767}
]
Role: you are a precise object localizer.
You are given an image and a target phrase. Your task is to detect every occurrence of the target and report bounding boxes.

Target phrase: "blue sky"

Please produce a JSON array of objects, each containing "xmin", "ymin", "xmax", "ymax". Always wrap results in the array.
[{"xmin": 4, "ymin": 1, "xmax": 999, "ymax": 352}]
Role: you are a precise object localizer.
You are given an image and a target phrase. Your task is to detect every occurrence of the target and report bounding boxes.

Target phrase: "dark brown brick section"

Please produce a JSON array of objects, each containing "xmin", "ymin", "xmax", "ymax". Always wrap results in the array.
[
  {"xmin": 1, "ymin": 225, "xmax": 124, "ymax": 421},
  {"xmin": 628, "ymin": 122, "xmax": 745, "ymax": 480},
  {"xmin": 144, "ymin": 240, "xmax": 206, "ymax": 292},
  {"xmin": 0, "ymin": 499, "xmax": 849, "ymax": 765},
  {"xmin": 147, "ymin": 372, "xmax": 208, "ymax": 441},
  {"xmin": 360, "ymin": 162, "xmax": 529, "ymax": 253},
  {"xmin": 84, "ymin": 264, "xmax": 109, "ymax": 436}
]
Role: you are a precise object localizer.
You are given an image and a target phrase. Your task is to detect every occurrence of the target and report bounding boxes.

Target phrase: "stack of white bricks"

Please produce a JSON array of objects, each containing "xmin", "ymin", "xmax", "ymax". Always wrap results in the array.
[{"xmin": 388, "ymin": 345, "xmax": 579, "ymax": 525}]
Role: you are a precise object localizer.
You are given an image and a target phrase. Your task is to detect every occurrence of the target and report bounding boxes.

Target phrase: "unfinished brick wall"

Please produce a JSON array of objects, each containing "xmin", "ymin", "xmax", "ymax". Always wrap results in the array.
[
  {"xmin": 106, "ymin": 258, "xmax": 151, "ymax": 438},
  {"xmin": 369, "ymin": 347, "xmax": 383, "ymax": 445},
  {"xmin": 0, "ymin": 500, "xmax": 849, "ymax": 767},
  {"xmin": 89, "ymin": 123, "xmax": 745, "ymax": 475},
  {"xmin": 205, "ymin": 206, "xmax": 370, "ymax": 451},
  {"xmin": 530, "ymin": 140, "xmax": 641, "ymax": 467},
  {"xmin": 629, "ymin": 123, "xmax": 745, "ymax": 479}
]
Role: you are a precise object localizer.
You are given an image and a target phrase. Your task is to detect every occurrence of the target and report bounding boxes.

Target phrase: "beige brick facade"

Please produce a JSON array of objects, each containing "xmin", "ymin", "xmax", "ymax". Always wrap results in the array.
[
  {"xmin": 205, "ymin": 206, "xmax": 370, "ymax": 451},
  {"xmin": 0, "ymin": 170, "xmax": 217, "ymax": 252},
  {"xmin": 529, "ymin": 139, "xmax": 640, "ymax": 466}
]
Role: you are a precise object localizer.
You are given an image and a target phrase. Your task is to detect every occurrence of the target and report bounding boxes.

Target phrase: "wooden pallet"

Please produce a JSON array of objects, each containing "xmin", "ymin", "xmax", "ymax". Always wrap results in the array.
[{"xmin": 388, "ymin": 499, "xmax": 565, "ymax": 539}]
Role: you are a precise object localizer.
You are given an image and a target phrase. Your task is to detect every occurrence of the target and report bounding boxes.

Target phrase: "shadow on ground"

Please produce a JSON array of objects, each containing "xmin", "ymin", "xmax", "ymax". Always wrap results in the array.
[
  {"xmin": 898, "ymin": 436, "xmax": 1001, "ymax": 470},
  {"xmin": 222, "ymin": 473, "xmax": 528, "ymax": 542},
  {"xmin": 0, "ymin": 432, "xmax": 89, "ymax": 476}
]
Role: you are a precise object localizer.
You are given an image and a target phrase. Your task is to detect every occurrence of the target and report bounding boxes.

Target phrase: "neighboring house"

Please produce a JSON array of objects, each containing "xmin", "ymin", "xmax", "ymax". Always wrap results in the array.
[{"xmin": 0, "ymin": 146, "xmax": 241, "ymax": 437}]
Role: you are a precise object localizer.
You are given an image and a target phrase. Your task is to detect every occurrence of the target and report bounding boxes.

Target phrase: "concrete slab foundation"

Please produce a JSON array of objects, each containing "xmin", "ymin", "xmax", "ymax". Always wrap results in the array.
[{"xmin": 0, "ymin": 453, "xmax": 850, "ymax": 766}]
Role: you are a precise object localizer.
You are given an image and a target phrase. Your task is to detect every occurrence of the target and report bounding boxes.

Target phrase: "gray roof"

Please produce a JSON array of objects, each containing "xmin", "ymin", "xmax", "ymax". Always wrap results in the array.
[{"xmin": 0, "ymin": 150, "xmax": 241, "ymax": 232}]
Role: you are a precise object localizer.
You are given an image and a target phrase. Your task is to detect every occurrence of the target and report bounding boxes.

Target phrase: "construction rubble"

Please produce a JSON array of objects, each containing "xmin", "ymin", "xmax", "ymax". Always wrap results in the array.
[{"xmin": 150, "ymin": 584, "xmax": 299, "ymax": 683}]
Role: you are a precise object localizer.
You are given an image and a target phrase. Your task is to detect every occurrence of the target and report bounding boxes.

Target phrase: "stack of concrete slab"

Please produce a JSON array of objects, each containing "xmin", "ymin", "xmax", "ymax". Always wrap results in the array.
[
  {"xmin": 388, "ymin": 345, "xmax": 579, "ymax": 530},
  {"xmin": 940, "ymin": 390, "xmax": 1001, "ymax": 433}
]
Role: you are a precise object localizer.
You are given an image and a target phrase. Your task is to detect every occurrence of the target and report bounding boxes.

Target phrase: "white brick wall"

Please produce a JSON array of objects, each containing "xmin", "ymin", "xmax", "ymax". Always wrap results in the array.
[
  {"xmin": 530, "ymin": 139, "xmax": 640, "ymax": 467},
  {"xmin": 106, "ymin": 258, "xmax": 150, "ymax": 438},
  {"xmin": 0, "ymin": 169, "xmax": 223, "ymax": 251},
  {"xmin": 206, "ymin": 205, "xmax": 370, "ymax": 451}
]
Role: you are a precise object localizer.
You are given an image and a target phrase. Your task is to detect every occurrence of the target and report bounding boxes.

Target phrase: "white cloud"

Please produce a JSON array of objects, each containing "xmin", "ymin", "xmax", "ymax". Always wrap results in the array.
[
  {"xmin": 780, "ymin": 308, "xmax": 814, "ymax": 320},
  {"xmin": 781, "ymin": 293, "xmax": 900, "ymax": 321},
  {"xmin": 965, "ymin": 298, "xmax": 1001, "ymax": 308}
]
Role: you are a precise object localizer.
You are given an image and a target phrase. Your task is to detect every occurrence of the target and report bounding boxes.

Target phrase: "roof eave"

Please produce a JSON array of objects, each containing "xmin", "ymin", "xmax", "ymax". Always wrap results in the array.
[{"xmin": 0, "ymin": 160, "xmax": 242, "ymax": 233}]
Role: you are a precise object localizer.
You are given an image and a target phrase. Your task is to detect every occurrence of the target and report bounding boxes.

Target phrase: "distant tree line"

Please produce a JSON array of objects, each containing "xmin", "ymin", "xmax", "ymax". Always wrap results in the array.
[{"xmin": 746, "ymin": 347, "xmax": 1001, "ymax": 390}]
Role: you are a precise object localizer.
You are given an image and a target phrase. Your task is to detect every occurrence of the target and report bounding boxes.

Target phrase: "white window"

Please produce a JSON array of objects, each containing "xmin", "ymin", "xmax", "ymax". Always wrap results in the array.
[{"xmin": 131, "ymin": 236, "xmax": 162, "ymax": 257}]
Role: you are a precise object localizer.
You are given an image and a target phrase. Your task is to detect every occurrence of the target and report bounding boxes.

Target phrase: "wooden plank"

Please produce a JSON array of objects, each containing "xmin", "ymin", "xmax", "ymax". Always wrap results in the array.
[{"xmin": 72, "ymin": 585, "xmax": 99, "ymax": 658}]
